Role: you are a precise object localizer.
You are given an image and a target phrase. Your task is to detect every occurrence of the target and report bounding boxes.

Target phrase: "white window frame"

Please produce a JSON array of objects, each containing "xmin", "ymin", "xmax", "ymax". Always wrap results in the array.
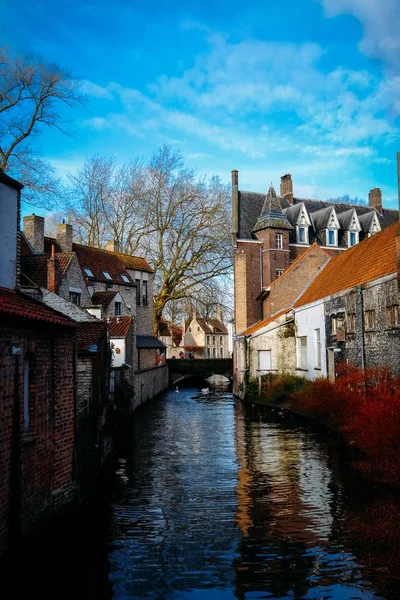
[
  {"xmin": 297, "ymin": 336, "xmax": 307, "ymax": 370},
  {"xmin": 258, "ymin": 350, "xmax": 272, "ymax": 373},
  {"xmin": 326, "ymin": 229, "xmax": 337, "ymax": 246},
  {"xmin": 348, "ymin": 231, "xmax": 359, "ymax": 247},
  {"xmin": 84, "ymin": 267, "xmax": 94, "ymax": 278},
  {"xmin": 314, "ymin": 329, "xmax": 321, "ymax": 369},
  {"xmin": 121, "ymin": 274, "xmax": 130, "ymax": 283},
  {"xmin": 276, "ymin": 233, "xmax": 283, "ymax": 249},
  {"xmin": 297, "ymin": 226, "xmax": 308, "ymax": 244},
  {"xmin": 103, "ymin": 271, "xmax": 112, "ymax": 280}
]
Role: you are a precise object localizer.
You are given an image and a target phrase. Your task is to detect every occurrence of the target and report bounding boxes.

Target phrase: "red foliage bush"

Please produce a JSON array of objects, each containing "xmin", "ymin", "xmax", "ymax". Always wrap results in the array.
[{"xmin": 291, "ymin": 363, "xmax": 400, "ymax": 487}]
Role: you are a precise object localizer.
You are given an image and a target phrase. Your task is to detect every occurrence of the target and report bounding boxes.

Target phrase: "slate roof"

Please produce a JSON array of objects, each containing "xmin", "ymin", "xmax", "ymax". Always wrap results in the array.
[
  {"xmin": 76, "ymin": 321, "xmax": 107, "ymax": 352},
  {"xmin": 91, "ymin": 291, "xmax": 117, "ymax": 308},
  {"xmin": 21, "ymin": 253, "xmax": 75, "ymax": 288},
  {"xmin": 253, "ymin": 186, "xmax": 293, "ymax": 232},
  {"xmin": 108, "ymin": 316, "xmax": 132, "ymax": 337},
  {"xmin": 238, "ymin": 191, "xmax": 399, "ymax": 240},
  {"xmin": 0, "ymin": 287, "xmax": 75, "ymax": 327},
  {"xmin": 295, "ymin": 221, "xmax": 400, "ymax": 308},
  {"xmin": 137, "ymin": 335, "xmax": 166, "ymax": 349},
  {"xmin": 310, "ymin": 206, "xmax": 335, "ymax": 230},
  {"xmin": 241, "ymin": 309, "xmax": 291, "ymax": 336},
  {"xmin": 38, "ymin": 289, "xmax": 99, "ymax": 322}
]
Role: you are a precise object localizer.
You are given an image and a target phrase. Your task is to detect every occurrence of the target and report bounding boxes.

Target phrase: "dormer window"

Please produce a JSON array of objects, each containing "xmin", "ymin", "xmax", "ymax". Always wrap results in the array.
[
  {"xmin": 348, "ymin": 231, "xmax": 358, "ymax": 247},
  {"xmin": 121, "ymin": 274, "xmax": 130, "ymax": 284},
  {"xmin": 327, "ymin": 229, "xmax": 337, "ymax": 246},
  {"xmin": 297, "ymin": 226, "xmax": 308, "ymax": 244},
  {"xmin": 103, "ymin": 271, "xmax": 112, "ymax": 280},
  {"xmin": 84, "ymin": 268, "xmax": 94, "ymax": 278}
]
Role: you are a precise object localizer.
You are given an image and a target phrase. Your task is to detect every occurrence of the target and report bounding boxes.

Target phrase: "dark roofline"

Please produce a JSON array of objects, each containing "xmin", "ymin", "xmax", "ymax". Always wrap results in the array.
[{"xmin": 0, "ymin": 170, "xmax": 24, "ymax": 190}]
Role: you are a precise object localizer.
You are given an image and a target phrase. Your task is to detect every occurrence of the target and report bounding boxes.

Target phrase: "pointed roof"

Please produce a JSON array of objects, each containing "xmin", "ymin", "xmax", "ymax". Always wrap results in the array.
[
  {"xmin": 253, "ymin": 185, "xmax": 293, "ymax": 232},
  {"xmin": 295, "ymin": 222, "xmax": 399, "ymax": 308}
]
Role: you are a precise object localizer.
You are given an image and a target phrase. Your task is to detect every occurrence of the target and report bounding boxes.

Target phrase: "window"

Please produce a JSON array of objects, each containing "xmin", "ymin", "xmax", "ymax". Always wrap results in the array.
[
  {"xmin": 387, "ymin": 305, "xmax": 399, "ymax": 327},
  {"xmin": 276, "ymin": 233, "xmax": 283, "ymax": 249},
  {"xmin": 136, "ymin": 279, "xmax": 141, "ymax": 305},
  {"xmin": 142, "ymin": 280, "xmax": 148, "ymax": 306},
  {"xmin": 115, "ymin": 302, "xmax": 121, "ymax": 316},
  {"xmin": 220, "ymin": 336, "xmax": 223, "ymax": 345},
  {"xmin": 331, "ymin": 316, "xmax": 337, "ymax": 335},
  {"xmin": 84, "ymin": 267, "xmax": 94, "ymax": 278},
  {"xmin": 69, "ymin": 291, "xmax": 81, "ymax": 306},
  {"xmin": 297, "ymin": 226, "xmax": 308, "ymax": 244},
  {"xmin": 327, "ymin": 229, "xmax": 337, "ymax": 246},
  {"xmin": 220, "ymin": 348, "xmax": 224, "ymax": 358},
  {"xmin": 348, "ymin": 231, "xmax": 358, "ymax": 247},
  {"xmin": 347, "ymin": 313, "xmax": 356, "ymax": 332},
  {"xmin": 297, "ymin": 336, "xmax": 307, "ymax": 370},
  {"xmin": 106, "ymin": 283, "xmax": 113, "ymax": 290},
  {"xmin": 314, "ymin": 329, "xmax": 321, "ymax": 369},
  {"xmin": 103, "ymin": 271, "xmax": 112, "ymax": 280},
  {"xmin": 207, "ymin": 348, "xmax": 211, "ymax": 358},
  {"xmin": 207, "ymin": 335, "xmax": 210, "ymax": 344},
  {"xmin": 197, "ymin": 327, "xmax": 200, "ymax": 332},
  {"xmin": 189, "ymin": 327, "xmax": 192, "ymax": 332},
  {"xmin": 365, "ymin": 310, "xmax": 376, "ymax": 330},
  {"xmin": 276, "ymin": 269, "xmax": 284, "ymax": 278},
  {"xmin": 258, "ymin": 350, "xmax": 272, "ymax": 372},
  {"xmin": 23, "ymin": 357, "xmax": 30, "ymax": 431},
  {"xmin": 212, "ymin": 347, "xmax": 216, "ymax": 358},
  {"xmin": 121, "ymin": 274, "xmax": 130, "ymax": 284},
  {"xmin": 213, "ymin": 336, "xmax": 216, "ymax": 345}
]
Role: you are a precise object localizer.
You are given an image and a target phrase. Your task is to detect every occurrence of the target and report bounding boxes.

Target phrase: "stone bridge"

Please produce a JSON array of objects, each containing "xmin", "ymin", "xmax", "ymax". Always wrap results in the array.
[{"xmin": 167, "ymin": 358, "xmax": 233, "ymax": 386}]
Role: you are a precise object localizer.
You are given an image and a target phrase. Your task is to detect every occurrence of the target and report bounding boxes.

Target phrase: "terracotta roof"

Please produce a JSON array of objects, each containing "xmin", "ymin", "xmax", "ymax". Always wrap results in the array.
[
  {"xmin": 108, "ymin": 316, "xmax": 132, "ymax": 337},
  {"xmin": 0, "ymin": 287, "xmax": 75, "ymax": 327},
  {"xmin": 295, "ymin": 222, "xmax": 400, "ymax": 308},
  {"xmin": 77, "ymin": 321, "xmax": 107, "ymax": 352},
  {"xmin": 115, "ymin": 252, "xmax": 153, "ymax": 273},
  {"xmin": 72, "ymin": 243, "xmax": 136, "ymax": 285},
  {"xmin": 91, "ymin": 291, "xmax": 117, "ymax": 308},
  {"xmin": 21, "ymin": 253, "xmax": 74, "ymax": 288},
  {"xmin": 241, "ymin": 309, "xmax": 290, "ymax": 336}
]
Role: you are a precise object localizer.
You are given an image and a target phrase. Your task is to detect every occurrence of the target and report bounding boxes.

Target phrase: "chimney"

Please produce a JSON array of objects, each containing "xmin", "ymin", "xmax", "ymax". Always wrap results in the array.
[
  {"xmin": 232, "ymin": 169, "xmax": 239, "ymax": 247},
  {"xmin": 23, "ymin": 214, "xmax": 44, "ymax": 253},
  {"xmin": 280, "ymin": 174, "xmax": 293, "ymax": 205},
  {"xmin": 105, "ymin": 240, "xmax": 121, "ymax": 253},
  {"xmin": 47, "ymin": 244, "xmax": 57, "ymax": 292},
  {"xmin": 216, "ymin": 304, "xmax": 222, "ymax": 322},
  {"xmin": 56, "ymin": 222, "xmax": 73, "ymax": 252},
  {"xmin": 192, "ymin": 309, "xmax": 197, "ymax": 321},
  {"xmin": 368, "ymin": 188, "xmax": 383, "ymax": 214}
]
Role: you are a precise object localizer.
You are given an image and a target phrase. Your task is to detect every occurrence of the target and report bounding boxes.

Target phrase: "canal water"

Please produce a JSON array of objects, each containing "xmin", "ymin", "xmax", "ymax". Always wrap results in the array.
[{"xmin": 4, "ymin": 386, "xmax": 400, "ymax": 599}]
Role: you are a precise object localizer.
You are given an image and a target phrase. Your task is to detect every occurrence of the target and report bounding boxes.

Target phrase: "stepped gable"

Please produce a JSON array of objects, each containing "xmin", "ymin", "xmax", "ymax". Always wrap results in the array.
[
  {"xmin": 0, "ymin": 287, "xmax": 75, "ymax": 327},
  {"xmin": 295, "ymin": 221, "xmax": 400, "ymax": 308},
  {"xmin": 108, "ymin": 316, "xmax": 132, "ymax": 337},
  {"xmin": 72, "ymin": 243, "xmax": 135, "ymax": 285}
]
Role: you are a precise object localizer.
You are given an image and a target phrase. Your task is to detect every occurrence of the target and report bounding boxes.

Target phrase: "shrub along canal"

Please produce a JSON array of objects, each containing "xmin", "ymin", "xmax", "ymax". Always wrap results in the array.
[{"xmin": 4, "ymin": 385, "xmax": 400, "ymax": 599}]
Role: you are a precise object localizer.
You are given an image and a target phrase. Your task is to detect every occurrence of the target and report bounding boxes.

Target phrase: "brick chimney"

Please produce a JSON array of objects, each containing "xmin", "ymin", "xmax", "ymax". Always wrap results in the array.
[
  {"xmin": 216, "ymin": 303, "xmax": 222, "ymax": 322},
  {"xmin": 105, "ymin": 240, "xmax": 121, "ymax": 253},
  {"xmin": 232, "ymin": 169, "xmax": 239, "ymax": 247},
  {"xmin": 47, "ymin": 244, "xmax": 57, "ymax": 292},
  {"xmin": 368, "ymin": 187, "xmax": 383, "ymax": 214},
  {"xmin": 280, "ymin": 174, "xmax": 293, "ymax": 205},
  {"xmin": 56, "ymin": 222, "xmax": 73, "ymax": 252},
  {"xmin": 23, "ymin": 214, "xmax": 44, "ymax": 253}
]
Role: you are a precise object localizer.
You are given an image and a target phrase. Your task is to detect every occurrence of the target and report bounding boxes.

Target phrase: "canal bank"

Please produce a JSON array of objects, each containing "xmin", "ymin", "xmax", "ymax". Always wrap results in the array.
[{"xmin": 2, "ymin": 386, "xmax": 400, "ymax": 599}]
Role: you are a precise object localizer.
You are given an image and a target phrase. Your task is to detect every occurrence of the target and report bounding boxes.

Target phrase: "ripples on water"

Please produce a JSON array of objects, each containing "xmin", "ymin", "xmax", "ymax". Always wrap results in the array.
[{"xmin": 108, "ymin": 387, "xmax": 389, "ymax": 600}]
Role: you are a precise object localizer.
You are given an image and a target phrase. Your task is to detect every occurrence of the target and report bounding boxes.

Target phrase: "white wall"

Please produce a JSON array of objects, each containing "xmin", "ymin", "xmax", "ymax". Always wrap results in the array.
[
  {"xmin": 111, "ymin": 337, "xmax": 126, "ymax": 367},
  {"xmin": 0, "ymin": 181, "xmax": 18, "ymax": 289},
  {"xmin": 294, "ymin": 302, "xmax": 326, "ymax": 379}
]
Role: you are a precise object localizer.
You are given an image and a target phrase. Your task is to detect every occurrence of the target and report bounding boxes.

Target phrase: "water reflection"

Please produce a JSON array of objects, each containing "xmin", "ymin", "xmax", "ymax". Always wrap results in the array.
[{"xmin": 108, "ymin": 389, "xmax": 392, "ymax": 599}]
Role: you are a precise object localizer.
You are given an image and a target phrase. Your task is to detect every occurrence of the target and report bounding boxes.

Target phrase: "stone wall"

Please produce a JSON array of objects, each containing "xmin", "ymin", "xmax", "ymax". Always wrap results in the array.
[
  {"xmin": 58, "ymin": 254, "xmax": 92, "ymax": 306},
  {"xmin": 134, "ymin": 365, "xmax": 169, "ymax": 409}
]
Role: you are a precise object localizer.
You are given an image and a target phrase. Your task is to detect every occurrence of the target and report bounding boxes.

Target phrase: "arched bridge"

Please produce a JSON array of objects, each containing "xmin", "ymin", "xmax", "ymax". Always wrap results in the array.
[{"xmin": 167, "ymin": 358, "xmax": 233, "ymax": 386}]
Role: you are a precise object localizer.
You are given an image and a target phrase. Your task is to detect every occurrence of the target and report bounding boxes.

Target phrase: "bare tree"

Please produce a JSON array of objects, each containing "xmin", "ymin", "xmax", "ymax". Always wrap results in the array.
[
  {"xmin": 328, "ymin": 194, "xmax": 366, "ymax": 206},
  {"xmin": 64, "ymin": 146, "xmax": 232, "ymax": 332},
  {"xmin": 0, "ymin": 46, "xmax": 83, "ymax": 206}
]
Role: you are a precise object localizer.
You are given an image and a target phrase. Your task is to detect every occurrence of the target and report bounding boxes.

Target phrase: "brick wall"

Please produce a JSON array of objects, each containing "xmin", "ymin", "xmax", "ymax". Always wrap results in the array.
[
  {"xmin": 0, "ymin": 320, "xmax": 76, "ymax": 555},
  {"xmin": 234, "ymin": 242, "xmax": 262, "ymax": 333},
  {"xmin": 256, "ymin": 229, "xmax": 291, "ymax": 285}
]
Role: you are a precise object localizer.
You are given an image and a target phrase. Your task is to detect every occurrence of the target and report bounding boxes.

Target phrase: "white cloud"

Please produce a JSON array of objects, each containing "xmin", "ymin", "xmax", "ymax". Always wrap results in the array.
[{"xmin": 81, "ymin": 80, "xmax": 114, "ymax": 99}]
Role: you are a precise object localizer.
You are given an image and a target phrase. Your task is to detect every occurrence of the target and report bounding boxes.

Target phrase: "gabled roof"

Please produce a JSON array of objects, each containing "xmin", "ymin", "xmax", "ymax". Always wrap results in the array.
[
  {"xmin": 108, "ymin": 316, "xmax": 132, "ymax": 338},
  {"xmin": 116, "ymin": 252, "xmax": 153, "ymax": 273},
  {"xmin": 310, "ymin": 206, "xmax": 336, "ymax": 230},
  {"xmin": 337, "ymin": 208, "xmax": 360, "ymax": 231},
  {"xmin": 77, "ymin": 321, "xmax": 107, "ymax": 352},
  {"xmin": 21, "ymin": 253, "xmax": 75, "ymax": 288},
  {"xmin": 72, "ymin": 243, "xmax": 135, "ymax": 286},
  {"xmin": 241, "ymin": 309, "xmax": 290, "ymax": 336},
  {"xmin": 295, "ymin": 222, "xmax": 399, "ymax": 308},
  {"xmin": 91, "ymin": 291, "xmax": 117, "ymax": 308},
  {"xmin": 137, "ymin": 335, "xmax": 166, "ymax": 349},
  {"xmin": 0, "ymin": 287, "xmax": 75, "ymax": 327},
  {"xmin": 186, "ymin": 317, "xmax": 228, "ymax": 334}
]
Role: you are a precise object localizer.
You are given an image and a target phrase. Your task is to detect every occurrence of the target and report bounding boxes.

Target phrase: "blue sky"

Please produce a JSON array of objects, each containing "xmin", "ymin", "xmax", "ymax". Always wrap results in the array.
[{"xmin": 2, "ymin": 0, "xmax": 400, "ymax": 210}]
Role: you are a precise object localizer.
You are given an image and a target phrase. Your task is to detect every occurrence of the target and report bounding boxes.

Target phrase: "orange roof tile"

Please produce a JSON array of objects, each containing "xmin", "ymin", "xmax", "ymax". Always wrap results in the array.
[
  {"xmin": 241, "ymin": 309, "xmax": 290, "ymax": 336},
  {"xmin": 295, "ymin": 222, "xmax": 400, "ymax": 308},
  {"xmin": 77, "ymin": 321, "xmax": 107, "ymax": 352},
  {"xmin": 0, "ymin": 287, "xmax": 75, "ymax": 327},
  {"xmin": 108, "ymin": 316, "xmax": 132, "ymax": 337}
]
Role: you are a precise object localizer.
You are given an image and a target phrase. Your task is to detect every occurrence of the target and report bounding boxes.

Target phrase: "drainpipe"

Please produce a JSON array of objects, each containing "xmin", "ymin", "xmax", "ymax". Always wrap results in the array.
[
  {"xmin": 9, "ymin": 346, "xmax": 22, "ymax": 551},
  {"xmin": 357, "ymin": 286, "xmax": 365, "ymax": 370}
]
